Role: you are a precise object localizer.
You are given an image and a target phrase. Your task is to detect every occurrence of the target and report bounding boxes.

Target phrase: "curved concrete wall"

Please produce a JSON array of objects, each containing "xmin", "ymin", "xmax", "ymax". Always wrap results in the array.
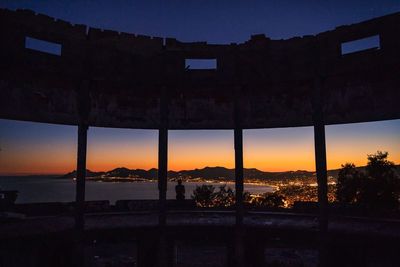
[{"xmin": 0, "ymin": 8, "xmax": 399, "ymax": 129}]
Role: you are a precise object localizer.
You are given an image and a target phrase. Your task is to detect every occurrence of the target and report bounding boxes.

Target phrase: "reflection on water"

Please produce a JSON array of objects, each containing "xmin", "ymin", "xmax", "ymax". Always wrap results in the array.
[{"xmin": 0, "ymin": 176, "xmax": 273, "ymax": 204}]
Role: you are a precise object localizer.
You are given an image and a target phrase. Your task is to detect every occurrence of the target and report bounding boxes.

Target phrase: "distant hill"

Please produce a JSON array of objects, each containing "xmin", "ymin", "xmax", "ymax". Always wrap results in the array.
[
  {"xmin": 61, "ymin": 169, "xmax": 105, "ymax": 179},
  {"xmin": 327, "ymin": 164, "xmax": 400, "ymax": 178},
  {"xmin": 61, "ymin": 164, "xmax": 400, "ymax": 182},
  {"xmin": 61, "ymin": 166, "xmax": 321, "ymax": 181}
]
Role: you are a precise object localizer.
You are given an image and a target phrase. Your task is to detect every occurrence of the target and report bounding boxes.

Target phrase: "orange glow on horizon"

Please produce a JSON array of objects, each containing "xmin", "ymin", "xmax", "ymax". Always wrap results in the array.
[
  {"xmin": 1, "ymin": 120, "xmax": 399, "ymax": 175},
  {"xmin": 1, "ymin": 150, "xmax": 399, "ymax": 175},
  {"xmin": 0, "ymin": 143, "xmax": 77, "ymax": 175}
]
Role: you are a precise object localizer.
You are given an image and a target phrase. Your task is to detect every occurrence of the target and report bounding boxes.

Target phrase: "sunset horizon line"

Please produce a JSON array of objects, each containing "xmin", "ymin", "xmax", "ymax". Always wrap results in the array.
[
  {"xmin": 0, "ymin": 166, "xmax": 315, "ymax": 177},
  {"xmin": 4, "ymin": 162, "xmax": 399, "ymax": 177}
]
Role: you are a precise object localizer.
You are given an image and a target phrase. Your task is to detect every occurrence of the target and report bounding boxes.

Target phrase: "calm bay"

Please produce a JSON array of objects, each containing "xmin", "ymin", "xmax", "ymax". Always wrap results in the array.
[{"xmin": 0, "ymin": 176, "xmax": 274, "ymax": 204}]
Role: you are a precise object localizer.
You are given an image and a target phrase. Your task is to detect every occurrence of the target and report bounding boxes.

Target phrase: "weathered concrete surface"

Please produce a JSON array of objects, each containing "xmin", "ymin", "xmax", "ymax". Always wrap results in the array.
[
  {"xmin": 1, "ymin": 212, "xmax": 399, "ymax": 266},
  {"xmin": 1, "ymin": 212, "xmax": 399, "ymax": 240},
  {"xmin": 0, "ymin": 9, "xmax": 400, "ymax": 129}
]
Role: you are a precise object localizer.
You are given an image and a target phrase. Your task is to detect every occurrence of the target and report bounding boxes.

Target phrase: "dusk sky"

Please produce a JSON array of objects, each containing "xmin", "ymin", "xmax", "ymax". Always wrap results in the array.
[{"xmin": 0, "ymin": 0, "xmax": 399, "ymax": 175}]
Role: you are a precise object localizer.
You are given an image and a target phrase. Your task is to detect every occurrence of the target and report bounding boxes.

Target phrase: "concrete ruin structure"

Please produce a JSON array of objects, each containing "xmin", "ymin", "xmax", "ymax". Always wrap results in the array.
[{"xmin": 0, "ymin": 8, "xmax": 399, "ymax": 267}]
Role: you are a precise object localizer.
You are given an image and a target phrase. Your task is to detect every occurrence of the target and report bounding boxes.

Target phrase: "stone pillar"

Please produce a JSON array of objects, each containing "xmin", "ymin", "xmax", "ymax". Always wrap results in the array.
[
  {"xmin": 73, "ymin": 85, "xmax": 90, "ymax": 266},
  {"xmin": 75, "ymin": 85, "xmax": 90, "ymax": 232},
  {"xmin": 158, "ymin": 88, "xmax": 169, "ymax": 267},
  {"xmin": 312, "ymin": 77, "xmax": 329, "ymax": 267},
  {"xmin": 158, "ymin": 127, "xmax": 168, "ymax": 226},
  {"xmin": 75, "ymin": 123, "xmax": 88, "ymax": 231},
  {"xmin": 234, "ymin": 89, "xmax": 245, "ymax": 267},
  {"xmin": 314, "ymin": 117, "xmax": 328, "ymax": 231},
  {"xmin": 235, "ymin": 127, "xmax": 244, "ymax": 225}
]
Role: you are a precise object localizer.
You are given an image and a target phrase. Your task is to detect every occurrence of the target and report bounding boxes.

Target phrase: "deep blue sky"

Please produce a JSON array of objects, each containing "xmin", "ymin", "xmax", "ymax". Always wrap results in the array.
[
  {"xmin": 2, "ymin": 0, "xmax": 400, "ymax": 42},
  {"xmin": 0, "ymin": 0, "xmax": 399, "ymax": 174}
]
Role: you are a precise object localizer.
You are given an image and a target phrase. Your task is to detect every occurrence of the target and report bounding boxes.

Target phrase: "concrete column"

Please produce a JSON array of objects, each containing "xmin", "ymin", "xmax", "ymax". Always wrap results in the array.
[
  {"xmin": 234, "ymin": 127, "xmax": 244, "ymax": 225},
  {"xmin": 73, "ymin": 123, "xmax": 88, "ymax": 267},
  {"xmin": 158, "ymin": 126, "xmax": 168, "ymax": 226},
  {"xmin": 157, "ymin": 88, "xmax": 169, "ymax": 267},
  {"xmin": 234, "ymin": 127, "xmax": 245, "ymax": 267},
  {"xmin": 234, "ymin": 88, "xmax": 245, "ymax": 267},
  {"xmin": 314, "ymin": 117, "xmax": 328, "ymax": 231},
  {"xmin": 75, "ymin": 123, "xmax": 88, "ymax": 231},
  {"xmin": 75, "ymin": 83, "xmax": 90, "ymax": 232},
  {"xmin": 312, "ymin": 77, "xmax": 329, "ymax": 267},
  {"xmin": 74, "ymin": 84, "xmax": 91, "ymax": 231},
  {"xmin": 313, "ymin": 77, "xmax": 328, "ymax": 231}
]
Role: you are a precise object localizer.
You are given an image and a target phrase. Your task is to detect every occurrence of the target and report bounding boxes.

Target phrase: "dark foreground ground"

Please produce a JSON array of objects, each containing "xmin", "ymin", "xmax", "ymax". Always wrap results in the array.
[{"xmin": 1, "ymin": 211, "xmax": 400, "ymax": 267}]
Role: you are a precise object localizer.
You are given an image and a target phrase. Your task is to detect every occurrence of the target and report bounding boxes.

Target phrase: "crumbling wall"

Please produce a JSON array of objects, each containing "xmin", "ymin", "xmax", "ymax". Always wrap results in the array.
[{"xmin": 0, "ymin": 8, "xmax": 399, "ymax": 129}]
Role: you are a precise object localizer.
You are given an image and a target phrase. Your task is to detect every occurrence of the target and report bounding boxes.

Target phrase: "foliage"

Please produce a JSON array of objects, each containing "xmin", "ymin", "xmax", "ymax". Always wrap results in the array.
[
  {"xmin": 363, "ymin": 151, "xmax": 400, "ymax": 209},
  {"xmin": 213, "ymin": 185, "xmax": 235, "ymax": 207},
  {"xmin": 191, "ymin": 184, "xmax": 216, "ymax": 207},
  {"xmin": 192, "ymin": 183, "xmax": 339, "ymax": 209},
  {"xmin": 243, "ymin": 191, "xmax": 252, "ymax": 203},
  {"xmin": 336, "ymin": 163, "xmax": 362, "ymax": 204},
  {"xmin": 249, "ymin": 192, "xmax": 286, "ymax": 208},
  {"xmin": 336, "ymin": 151, "xmax": 400, "ymax": 210},
  {"xmin": 191, "ymin": 184, "xmax": 249, "ymax": 208}
]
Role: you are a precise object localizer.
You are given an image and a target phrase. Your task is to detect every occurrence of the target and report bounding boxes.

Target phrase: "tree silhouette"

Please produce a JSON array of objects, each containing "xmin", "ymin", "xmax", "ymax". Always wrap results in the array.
[
  {"xmin": 336, "ymin": 163, "xmax": 362, "ymax": 204},
  {"xmin": 336, "ymin": 151, "xmax": 400, "ymax": 210},
  {"xmin": 254, "ymin": 192, "xmax": 285, "ymax": 208},
  {"xmin": 213, "ymin": 185, "xmax": 235, "ymax": 207},
  {"xmin": 362, "ymin": 151, "xmax": 400, "ymax": 209},
  {"xmin": 191, "ymin": 184, "xmax": 250, "ymax": 208},
  {"xmin": 191, "ymin": 184, "xmax": 216, "ymax": 207}
]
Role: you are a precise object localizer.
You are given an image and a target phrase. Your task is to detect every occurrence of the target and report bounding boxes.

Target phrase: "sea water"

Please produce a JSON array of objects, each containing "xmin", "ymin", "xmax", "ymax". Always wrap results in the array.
[{"xmin": 0, "ymin": 176, "xmax": 274, "ymax": 204}]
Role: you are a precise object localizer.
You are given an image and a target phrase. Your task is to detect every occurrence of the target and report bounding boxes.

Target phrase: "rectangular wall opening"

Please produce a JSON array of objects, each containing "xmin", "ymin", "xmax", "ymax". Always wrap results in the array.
[
  {"xmin": 86, "ymin": 127, "xmax": 158, "ymax": 207},
  {"xmin": 341, "ymin": 35, "xmax": 380, "ymax": 55},
  {"xmin": 0, "ymin": 119, "xmax": 76, "ymax": 204},
  {"xmin": 185, "ymin": 59, "xmax": 217, "ymax": 70},
  {"xmin": 243, "ymin": 127, "xmax": 316, "ymax": 211},
  {"xmin": 25, "ymin": 37, "xmax": 62, "ymax": 56},
  {"xmin": 169, "ymin": 130, "xmax": 234, "ymax": 207},
  {"xmin": 326, "ymin": 119, "xmax": 400, "ymax": 218}
]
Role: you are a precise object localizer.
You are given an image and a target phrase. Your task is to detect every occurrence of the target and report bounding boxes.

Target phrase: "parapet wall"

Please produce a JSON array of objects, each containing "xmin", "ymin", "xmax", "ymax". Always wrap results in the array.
[{"xmin": 0, "ymin": 8, "xmax": 399, "ymax": 129}]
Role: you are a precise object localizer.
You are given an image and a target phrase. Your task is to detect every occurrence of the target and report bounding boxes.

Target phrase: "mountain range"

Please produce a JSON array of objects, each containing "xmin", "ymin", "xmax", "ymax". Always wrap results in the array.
[
  {"xmin": 61, "ymin": 164, "xmax": 400, "ymax": 182},
  {"xmin": 61, "ymin": 166, "xmax": 328, "ymax": 181}
]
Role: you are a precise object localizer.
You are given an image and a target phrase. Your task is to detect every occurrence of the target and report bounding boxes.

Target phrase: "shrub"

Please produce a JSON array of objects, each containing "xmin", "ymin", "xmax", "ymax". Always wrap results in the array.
[{"xmin": 336, "ymin": 151, "xmax": 400, "ymax": 210}]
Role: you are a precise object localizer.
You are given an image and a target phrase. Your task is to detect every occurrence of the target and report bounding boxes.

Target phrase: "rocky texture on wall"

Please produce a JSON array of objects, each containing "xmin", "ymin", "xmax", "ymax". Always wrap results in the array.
[{"xmin": 0, "ymin": 8, "xmax": 399, "ymax": 129}]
